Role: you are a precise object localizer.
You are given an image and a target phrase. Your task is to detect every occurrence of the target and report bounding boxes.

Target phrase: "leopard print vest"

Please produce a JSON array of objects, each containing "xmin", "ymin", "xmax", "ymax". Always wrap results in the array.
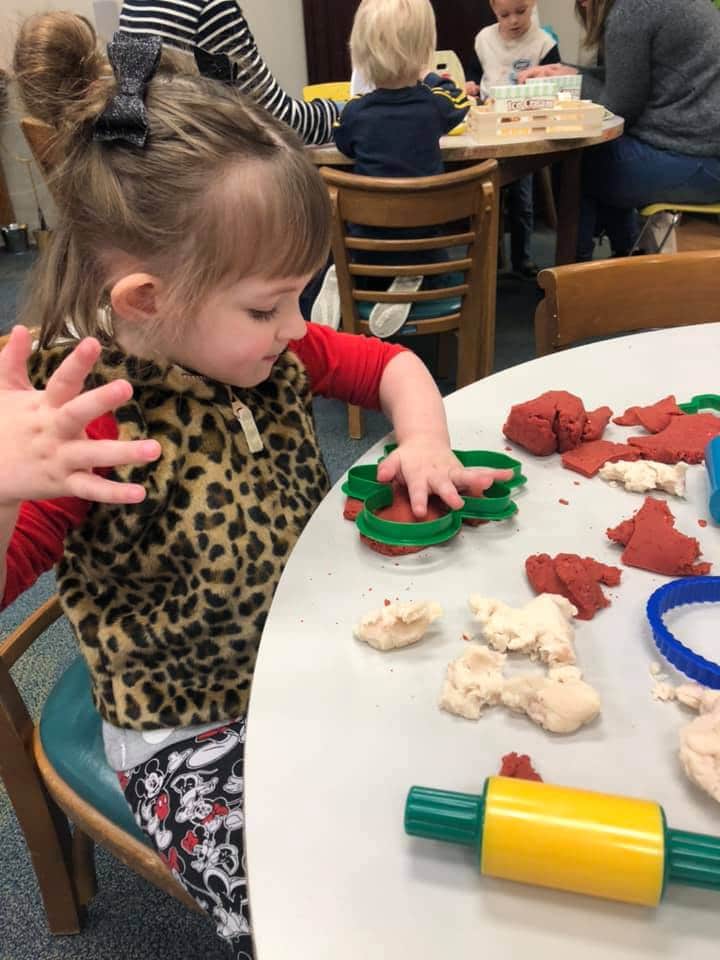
[{"xmin": 29, "ymin": 345, "xmax": 330, "ymax": 729}]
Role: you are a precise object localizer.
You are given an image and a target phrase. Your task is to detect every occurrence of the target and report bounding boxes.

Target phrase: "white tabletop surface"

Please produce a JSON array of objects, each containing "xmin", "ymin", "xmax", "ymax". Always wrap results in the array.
[{"xmin": 246, "ymin": 324, "xmax": 720, "ymax": 960}]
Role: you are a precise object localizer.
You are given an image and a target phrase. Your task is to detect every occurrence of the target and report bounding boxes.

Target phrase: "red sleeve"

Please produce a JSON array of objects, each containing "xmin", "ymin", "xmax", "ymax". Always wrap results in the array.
[
  {"xmin": 290, "ymin": 323, "xmax": 407, "ymax": 410},
  {"xmin": 1, "ymin": 413, "xmax": 118, "ymax": 609}
]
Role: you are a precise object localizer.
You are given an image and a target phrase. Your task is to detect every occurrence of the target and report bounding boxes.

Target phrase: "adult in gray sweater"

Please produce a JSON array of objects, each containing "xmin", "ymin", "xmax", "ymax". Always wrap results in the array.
[{"xmin": 522, "ymin": 0, "xmax": 720, "ymax": 259}]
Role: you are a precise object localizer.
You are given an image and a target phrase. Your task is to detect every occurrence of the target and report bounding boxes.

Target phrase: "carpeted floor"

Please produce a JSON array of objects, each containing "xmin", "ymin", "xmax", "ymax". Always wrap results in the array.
[{"xmin": 0, "ymin": 228, "xmax": 556, "ymax": 959}]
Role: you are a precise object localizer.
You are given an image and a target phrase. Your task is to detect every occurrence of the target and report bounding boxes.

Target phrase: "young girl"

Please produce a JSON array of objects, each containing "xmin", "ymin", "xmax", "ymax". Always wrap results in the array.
[
  {"xmin": 312, "ymin": 0, "xmax": 471, "ymax": 338},
  {"xmin": 5, "ymin": 13, "xmax": 510, "ymax": 959}
]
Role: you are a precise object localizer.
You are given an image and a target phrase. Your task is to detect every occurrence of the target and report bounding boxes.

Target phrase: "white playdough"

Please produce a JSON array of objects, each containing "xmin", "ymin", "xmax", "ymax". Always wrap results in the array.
[
  {"xmin": 679, "ymin": 706, "xmax": 720, "ymax": 803},
  {"xmin": 353, "ymin": 600, "xmax": 442, "ymax": 651},
  {"xmin": 598, "ymin": 459, "xmax": 687, "ymax": 496},
  {"xmin": 502, "ymin": 666, "xmax": 600, "ymax": 734},
  {"xmin": 468, "ymin": 593, "xmax": 577, "ymax": 666},
  {"xmin": 439, "ymin": 644, "xmax": 507, "ymax": 721}
]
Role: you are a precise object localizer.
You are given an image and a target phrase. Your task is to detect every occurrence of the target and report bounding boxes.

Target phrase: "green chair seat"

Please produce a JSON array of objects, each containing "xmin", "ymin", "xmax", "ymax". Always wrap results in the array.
[
  {"xmin": 357, "ymin": 295, "xmax": 462, "ymax": 324},
  {"xmin": 39, "ymin": 656, "xmax": 150, "ymax": 846}
]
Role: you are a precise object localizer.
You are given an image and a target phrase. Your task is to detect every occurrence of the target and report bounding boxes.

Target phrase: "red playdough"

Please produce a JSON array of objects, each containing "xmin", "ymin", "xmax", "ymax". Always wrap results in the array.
[
  {"xmin": 561, "ymin": 439, "xmax": 640, "ymax": 478},
  {"xmin": 502, "ymin": 391, "xmax": 612, "ymax": 456},
  {"xmin": 607, "ymin": 497, "xmax": 711, "ymax": 576},
  {"xmin": 525, "ymin": 552, "xmax": 622, "ymax": 620},
  {"xmin": 627, "ymin": 413, "xmax": 720, "ymax": 464},
  {"xmin": 613, "ymin": 395, "xmax": 684, "ymax": 433},
  {"xmin": 499, "ymin": 752, "xmax": 543, "ymax": 781},
  {"xmin": 346, "ymin": 485, "xmax": 449, "ymax": 556}
]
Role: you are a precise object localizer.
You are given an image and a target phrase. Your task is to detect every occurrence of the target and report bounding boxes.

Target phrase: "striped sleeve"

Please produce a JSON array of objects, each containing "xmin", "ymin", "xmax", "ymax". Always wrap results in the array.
[{"xmin": 120, "ymin": 0, "xmax": 339, "ymax": 144}]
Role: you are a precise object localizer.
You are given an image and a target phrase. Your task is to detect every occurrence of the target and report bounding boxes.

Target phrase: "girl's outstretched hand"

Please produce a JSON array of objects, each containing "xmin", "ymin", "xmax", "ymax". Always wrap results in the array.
[
  {"xmin": 0, "ymin": 327, "xmax": 161, "ymax": 506},
  {"xmin": 376, "ymin": 437, "xmax": 513, "ymax": 518}
]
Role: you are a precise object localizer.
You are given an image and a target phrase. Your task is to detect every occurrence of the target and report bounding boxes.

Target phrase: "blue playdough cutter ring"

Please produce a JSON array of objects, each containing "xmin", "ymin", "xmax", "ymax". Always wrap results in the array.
[{"xmin": 646, "ymin": 577, "xmax": 720, "ymax": 689}]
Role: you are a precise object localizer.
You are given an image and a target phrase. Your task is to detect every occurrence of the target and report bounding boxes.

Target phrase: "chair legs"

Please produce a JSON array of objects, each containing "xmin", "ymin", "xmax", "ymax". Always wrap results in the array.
[
  {"xmin": 630, "ymin": 211, "xmax": 682, "ymax": 255},
  {"xmin": 72, "ymin": 828, "xmax": 98, "ymax": 907},
  {"xmin": 348, "ymin": 403, "xmax": 364, "ymax": 440}
]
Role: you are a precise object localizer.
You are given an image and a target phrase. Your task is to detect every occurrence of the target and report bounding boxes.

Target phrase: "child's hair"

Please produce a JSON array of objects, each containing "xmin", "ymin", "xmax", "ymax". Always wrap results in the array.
[
  {"xmin": 13, "ymin": 12, "xmax": 331, "ymax": 347},
  {"xmin": 350, "ymin": 0, "xmax": 437, "ymax": 90},
  {"xmin": 577, "ymin": 0, "xmax": 615, "ymax": 49}
]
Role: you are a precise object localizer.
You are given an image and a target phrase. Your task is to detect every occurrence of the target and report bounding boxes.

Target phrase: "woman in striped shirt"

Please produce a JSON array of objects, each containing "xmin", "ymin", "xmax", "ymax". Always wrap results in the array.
[{"xmin": 119, "ymin": 0, "xmax": 339, "ymax": 144}]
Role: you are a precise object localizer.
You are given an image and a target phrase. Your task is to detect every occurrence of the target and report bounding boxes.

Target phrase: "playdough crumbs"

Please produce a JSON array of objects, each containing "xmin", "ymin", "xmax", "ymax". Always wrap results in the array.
[
  {"xmin": 613, "ymin": 395, "xmax": 684, "ymax": 433},
  {"xmin": 679, "ymin": 706, "xmax": 720, "ymax": 804},
  {"xmin": 699, "ymin": 519, "xmax": 708, "ymax": 528},
  {"xmin": 504, "ymin": 445, "xmax": 513, "ymax": 452},
  {"xmin": 502, "ymin": 390, "xmax": 612, "ymax": 456},
  {"xmin": 499, "ymin": 752, "xmax": 543, "ymax": 781},
  {"xmin": 598, "ymin": 459, "xmax": 687, "ymax": 496},
  {"xmin": 561, "ymin": 440, "xmax": 640, "ymax": 478},
  {"xmin": 573, "ymin": 481, "xmax": 581, "ymax": 486},
  {"xmin": 628, "ymin": 413, "xmax": 720, "ymax": 464},
  {"xmin": 607, "ymin": 497, "xmax": 711, "ymax": 576},
  {"xmin": 525, "ymin": 553, "xmax": 621, "ymax": 620},
  {"xmin": 501, "ymin": 666, "xmax": 600, "ymax": 734},
  {"xmin": 439, "ymin": 644, "xmax": 506, "ymax": 720},
  {"xmin": 558, "ymin": 498, "xmax": 569, "ymax": 505},
  {"xmin": 652, "ymin": 681, "xmax": 677, "ymax": 702},
  {"xmin": 468, "ymin": 593, "xmax": 577, "ymax": 665},
  {"xmin": 353, "ymin": 600, "xmax": 442, "ymax": 651},
  {"xmin": 384, "ymin": 598, "xmax": 391, "ymax": 606}
]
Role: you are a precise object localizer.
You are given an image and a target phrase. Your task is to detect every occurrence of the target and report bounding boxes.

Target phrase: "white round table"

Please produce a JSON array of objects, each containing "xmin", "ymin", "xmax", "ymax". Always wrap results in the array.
[{"xmin": 246, "ymin": 324, "xmax": 720, "ymax": 960}]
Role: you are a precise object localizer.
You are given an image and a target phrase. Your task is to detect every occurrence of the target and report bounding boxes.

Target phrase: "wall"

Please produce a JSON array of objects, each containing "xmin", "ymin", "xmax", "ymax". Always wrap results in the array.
[{"xmin": 539, "ymin": 0, "xmax": 583, "ymax": 62}]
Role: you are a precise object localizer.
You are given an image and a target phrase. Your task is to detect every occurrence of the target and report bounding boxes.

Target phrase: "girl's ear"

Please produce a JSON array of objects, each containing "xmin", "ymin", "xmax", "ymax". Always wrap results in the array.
[{"xmin": 110, "ymin": 273, "xmax": 164, "ymax": 324}]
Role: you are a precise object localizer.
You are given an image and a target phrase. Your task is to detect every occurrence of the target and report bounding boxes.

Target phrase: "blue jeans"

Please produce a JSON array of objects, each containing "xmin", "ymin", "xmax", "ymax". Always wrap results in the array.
[{"xmin": 578, "ymin": 134, "xmax": 720, "ymax": 260}]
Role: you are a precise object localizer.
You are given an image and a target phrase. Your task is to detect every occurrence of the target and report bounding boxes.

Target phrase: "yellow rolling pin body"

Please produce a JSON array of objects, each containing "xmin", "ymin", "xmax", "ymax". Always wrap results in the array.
[{"xmin": 405, "ymin": 777, "xmax": 720, "ymax": 906}]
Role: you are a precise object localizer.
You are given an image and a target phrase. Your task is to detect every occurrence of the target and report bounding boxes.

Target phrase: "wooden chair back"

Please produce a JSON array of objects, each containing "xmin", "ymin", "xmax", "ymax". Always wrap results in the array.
[
  {"xmin": 535, "ymin": 250, "xmax": 720, "ymax": 356},
  {"xmin": 20, "ymin": 117, "xmax": 59, "ymax": 180},
  {"xmin": 320, "ymin": 161, "xmax": 499, "ymax": 437},
  {"xmin": 0, "ymin": 592, "xmax": 200, "ymax": 934}
]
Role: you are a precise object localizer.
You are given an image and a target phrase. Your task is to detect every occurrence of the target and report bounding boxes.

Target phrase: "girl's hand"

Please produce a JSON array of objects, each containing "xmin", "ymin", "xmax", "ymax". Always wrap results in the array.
[
  {"xmin": 517, "ymin": 64, "xmax": 578, "ymax": 83},
  {"xmin": 376, "ymin": 438, "xmax": 513, "ymax": 518},
  {"xmin": 0, "ymin": 326, "xmax": 161, "ymax": 507}
]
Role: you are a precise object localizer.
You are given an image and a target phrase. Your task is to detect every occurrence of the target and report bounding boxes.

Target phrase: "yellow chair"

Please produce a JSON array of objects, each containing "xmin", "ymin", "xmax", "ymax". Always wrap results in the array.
[
  {"xmin": 433, "ymin": 50, "xmax": 466, "ymax": 91},
  {"xmin": 632, "ymin": 201, "xmax": 720, "ymax": 254},
  {"xmin": 302, "ymin": 81, "xmax": 351, "ymax": 102}
]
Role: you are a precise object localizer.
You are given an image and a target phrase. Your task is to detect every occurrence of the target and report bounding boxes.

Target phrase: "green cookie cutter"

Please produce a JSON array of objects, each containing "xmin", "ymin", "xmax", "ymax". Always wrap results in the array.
[
  {"xmin": 341, "ymin": 448, "xmax": 527, "ymax": 547},
  {"xmin": 679, "ymin": 395, "xmax": 720, "ymax": 415}
]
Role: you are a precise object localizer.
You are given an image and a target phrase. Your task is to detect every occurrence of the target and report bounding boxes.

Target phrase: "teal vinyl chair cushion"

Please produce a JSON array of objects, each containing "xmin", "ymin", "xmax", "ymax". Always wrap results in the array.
[
  {"xmin": 357, "ymin": 295, "xmax": 462, "ymax": 323},
  {"xmin": 39, "ymin": 656, "xmax": 150, "ymax": 846}
]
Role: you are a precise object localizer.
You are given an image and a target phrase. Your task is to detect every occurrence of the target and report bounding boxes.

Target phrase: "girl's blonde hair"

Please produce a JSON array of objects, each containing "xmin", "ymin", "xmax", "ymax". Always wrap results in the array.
[
  {"xmin": 350, "ymin": 0, "xmax": 437, "ymax": 90},
  {"xmin": 13, "ymin": 12, "xmax": 331, "ymax": 347},
  {"xmin": 577, "ymin": 0, "xmax": 616, "ymax": 49}
]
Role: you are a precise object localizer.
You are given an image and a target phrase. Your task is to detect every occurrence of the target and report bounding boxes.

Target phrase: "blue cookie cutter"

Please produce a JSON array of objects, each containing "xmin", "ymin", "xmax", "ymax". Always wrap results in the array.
[{"xmin": 646, "ymin": 577, "xmax": 720, "ymax": 689}]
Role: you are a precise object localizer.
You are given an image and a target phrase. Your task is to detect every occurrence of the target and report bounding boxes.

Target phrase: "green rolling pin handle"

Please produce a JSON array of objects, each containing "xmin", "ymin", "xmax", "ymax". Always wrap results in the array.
[{"xmin": 666, "ymin": 828, "xmax": 720, "ymax": 893}]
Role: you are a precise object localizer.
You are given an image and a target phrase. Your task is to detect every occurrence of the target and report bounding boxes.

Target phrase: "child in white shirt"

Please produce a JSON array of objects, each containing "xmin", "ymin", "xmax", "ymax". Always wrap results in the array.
[{"xmin": 466, "ymin": 0, "xmax": 560, "ymax": 277}]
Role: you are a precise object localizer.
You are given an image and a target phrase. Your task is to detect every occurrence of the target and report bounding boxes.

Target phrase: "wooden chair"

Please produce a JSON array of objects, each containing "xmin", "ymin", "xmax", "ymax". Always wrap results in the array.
[
  {"xmin": 534, "ymin": 250, "xmax": 720, "ymax": 356},
  {"xmin": 0, "ymin": 595, "xmax": 202, "ymax": 933},
  {"xmin": 0, "ymin": 330, "xmax": 201, "ymax": 932},
  {"xmin": 320, "ymin": 160, "xmax": 500, "ymax": 438},
  {"xmin": 20, "ymin": 116, "xmax": 59, "ymax": 181}
]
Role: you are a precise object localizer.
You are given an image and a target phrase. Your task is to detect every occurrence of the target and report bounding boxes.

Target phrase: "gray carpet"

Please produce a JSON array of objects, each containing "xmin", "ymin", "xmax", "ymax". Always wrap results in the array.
[{"xmin": 0, "ymin": 230, "xmax": 553, "ymax": 958}]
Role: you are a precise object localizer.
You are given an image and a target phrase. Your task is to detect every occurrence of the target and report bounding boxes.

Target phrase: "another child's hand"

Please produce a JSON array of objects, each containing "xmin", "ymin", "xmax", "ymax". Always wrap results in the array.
[
  {"xmin": 376, "ymin": 438, "xmax": 513, "ymax": 518},
  {"xmin": 465, "ymin": 80, "xmax": 481, "ymax": 97},
  {"xmin": 517, "ymin": 64, "xmax": 577, "ymax": 83},
  {"xmin": 0, "ymin": 327, "xmax": 161, "ymax": 507}
]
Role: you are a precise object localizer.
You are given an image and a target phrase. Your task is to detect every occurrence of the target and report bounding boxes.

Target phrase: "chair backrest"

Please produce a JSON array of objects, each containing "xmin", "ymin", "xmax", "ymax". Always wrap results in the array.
[
  {"xmin": 303, "ymin": 81, "xmax": 351, "ymax": 102},
  {"xmin": 534, "ymin": 250, "xmax": 720, "ymax": 356},
  {"xmin": 433, "ymin": 50, "xmax": 466, "ymax": 90},
  {"xmin": 20, "ymin": 117, "xmax": 59, "ymax": 180},
  {"xmin": 320, "ymin": 160, "xmax": 499, "ymax": 386}
]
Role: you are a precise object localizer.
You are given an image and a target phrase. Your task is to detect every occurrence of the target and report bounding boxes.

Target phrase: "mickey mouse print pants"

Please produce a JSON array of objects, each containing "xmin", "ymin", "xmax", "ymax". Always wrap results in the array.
[{"xmin": 120, "ymin": 717, "xmax": 254, "ymax": 960}]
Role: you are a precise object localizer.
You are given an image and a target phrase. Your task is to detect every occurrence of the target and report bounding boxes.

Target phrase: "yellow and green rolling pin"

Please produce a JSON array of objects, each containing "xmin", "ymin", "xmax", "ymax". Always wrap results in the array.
[{"xmin": 405, "ymin": 778, "xmax": 720, "ymax": 906}]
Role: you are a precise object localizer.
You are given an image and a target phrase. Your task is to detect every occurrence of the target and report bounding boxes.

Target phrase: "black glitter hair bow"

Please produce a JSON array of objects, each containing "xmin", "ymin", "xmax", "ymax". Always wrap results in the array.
[
  {"xmin": 194, "ymin": 49, "xmax": 239, "ymax": 86},
  {"xmin": 93, "ymin": 33, "xmax": 162, "ymax": 147}
]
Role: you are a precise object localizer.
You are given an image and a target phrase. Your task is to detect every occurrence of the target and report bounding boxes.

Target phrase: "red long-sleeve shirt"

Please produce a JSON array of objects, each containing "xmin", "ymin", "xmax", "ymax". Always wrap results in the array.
[{"xmin": 2, "ymin": 325, "xmax": 404, "ymax": 607}]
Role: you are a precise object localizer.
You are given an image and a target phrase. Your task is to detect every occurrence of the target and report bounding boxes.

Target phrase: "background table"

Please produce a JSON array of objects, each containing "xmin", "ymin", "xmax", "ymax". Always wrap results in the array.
[
  {"xmin": 247, "ymin": 323, "xmax": 720, "ymax": 960},
  {"xmin": 308, "ymin": 115, "xmax": 624, "ymax": 265}
]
